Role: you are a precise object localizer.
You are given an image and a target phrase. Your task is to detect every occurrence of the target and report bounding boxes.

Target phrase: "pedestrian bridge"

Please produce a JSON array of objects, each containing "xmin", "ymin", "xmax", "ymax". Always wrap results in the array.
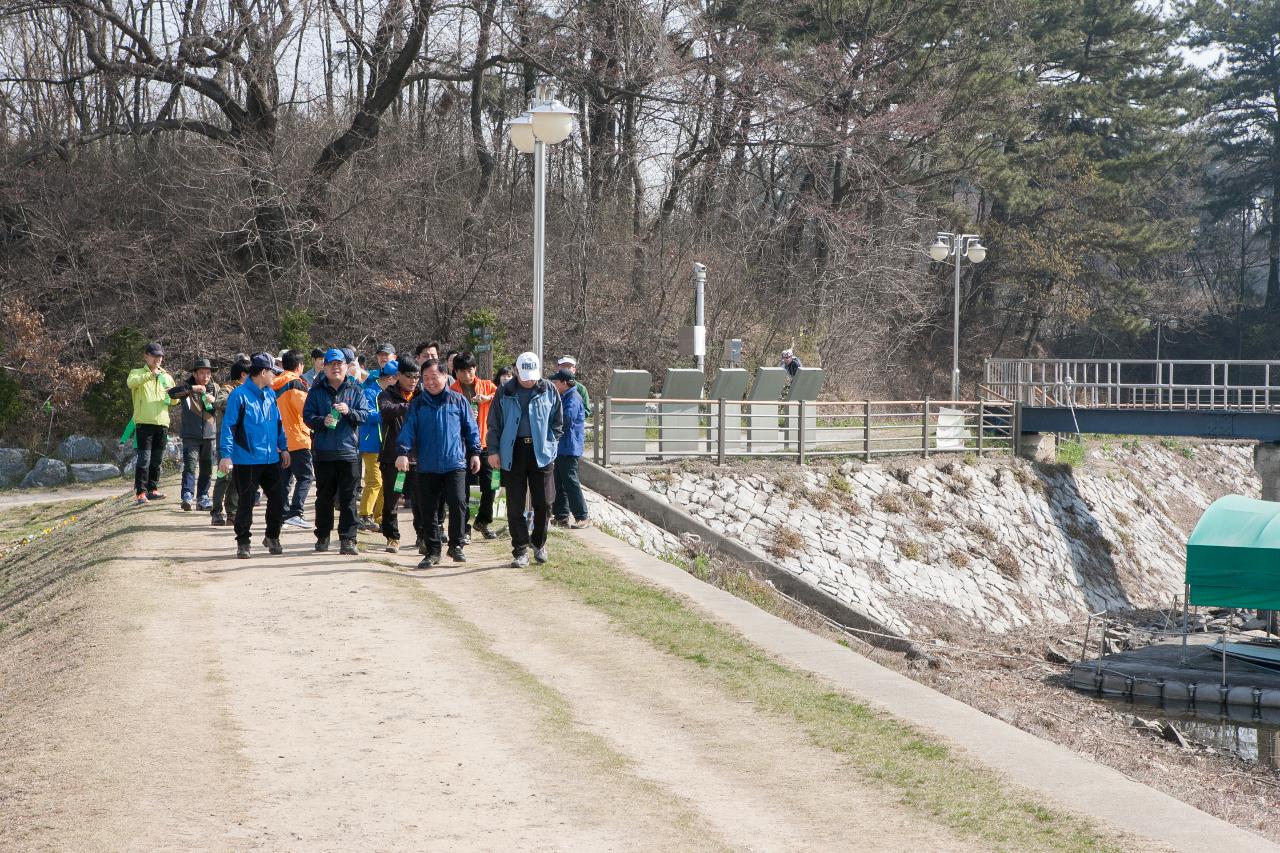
[{"xmin": 984, "ymin": 359, "xmax": 1280, "ymax": 442}]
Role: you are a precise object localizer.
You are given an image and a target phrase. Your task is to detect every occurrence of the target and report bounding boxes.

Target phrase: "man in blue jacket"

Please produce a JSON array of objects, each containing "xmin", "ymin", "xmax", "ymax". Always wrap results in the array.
[
  {"xmin": 486, "ymin": 352, "xmax": 563, "ymax": 568},
  {"xmin": 550, "ymin": 370, "xmax": 590, "ymax": 528},
  {"xmin": 395, "ymin": 358, "xmax": 481, "ymax": 568},
  {"xmin": 303, "ymin": 347, "xmax": 372, "ymax": 555},
  {"xmin": 218, "ymin": 353, "xmax": 290, "ymax": 560}
]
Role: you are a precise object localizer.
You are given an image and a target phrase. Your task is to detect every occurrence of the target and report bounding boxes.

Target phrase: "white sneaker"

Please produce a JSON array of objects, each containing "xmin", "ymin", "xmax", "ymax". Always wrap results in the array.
[
  {"xmin": 534, "ymin": 546, "xmax": 549, "ymax": 564},
  {"xmin": 285, "ymin": 516, "xmax": 312, "ymax": 530}
]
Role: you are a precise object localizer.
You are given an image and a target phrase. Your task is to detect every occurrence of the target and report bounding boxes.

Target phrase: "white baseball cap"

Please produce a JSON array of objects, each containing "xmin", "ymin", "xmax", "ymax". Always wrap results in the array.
[
  {"xmin": 516, "ymin": 351, "xmax": 542, "ymax": 381},
  {"xmin": 557, "ymin": 354, "xmax": 577, "ymax": 366}
]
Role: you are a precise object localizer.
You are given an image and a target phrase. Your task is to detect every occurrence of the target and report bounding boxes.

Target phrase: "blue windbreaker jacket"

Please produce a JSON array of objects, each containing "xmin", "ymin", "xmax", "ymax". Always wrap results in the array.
[
  {"xmin": 558, "ymin": 385, "xmax": 585, "ymax": 457},
  {"xmin": 218, "ymin": 381, "xmax": 288, "ymax": 466},
  {"xmin": 358, "ymin": 379, "xmax": 383, "ymax": 454},
  {"xmin": 395, "ymin": 388, "xmax": 481, "ymax": 474}
]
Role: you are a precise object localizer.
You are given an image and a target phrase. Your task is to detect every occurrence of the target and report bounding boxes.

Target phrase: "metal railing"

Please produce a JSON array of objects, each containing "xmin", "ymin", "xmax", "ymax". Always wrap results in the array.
[
  {"xmin": 985, "ymin": 358, "xmax": 1280, "ymax": 412},
  {"xmin": 593, "ymin": 398, "xmax": 1017, "ymax": 466}
]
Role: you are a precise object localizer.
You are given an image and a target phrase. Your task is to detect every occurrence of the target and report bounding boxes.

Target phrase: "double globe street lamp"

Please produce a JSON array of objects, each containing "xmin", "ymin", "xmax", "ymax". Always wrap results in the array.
[
  {"xmin": 929, "ymin": 232, "xmax": 987, "ymax": 400},
  {"xmin": 508, "ymin": 85, "xmax": 576, "ymax": 364}
]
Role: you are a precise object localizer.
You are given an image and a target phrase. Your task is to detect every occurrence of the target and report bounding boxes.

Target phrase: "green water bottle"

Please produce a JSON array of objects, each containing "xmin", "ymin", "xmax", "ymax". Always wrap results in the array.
[
  {"xmin": 393, "ymin": 470, "xmax": 406, "ymax": 493},
  {"xmin": 327, "ymin": 404, "xmax": 341, "ymax": 429},
  {"xmin": 203, "ymin": 392, "xmax": 213, "ymax": 412},
  {"xmin": 490, "ymin": 467, "xmax": 501, "ymax": 490}
]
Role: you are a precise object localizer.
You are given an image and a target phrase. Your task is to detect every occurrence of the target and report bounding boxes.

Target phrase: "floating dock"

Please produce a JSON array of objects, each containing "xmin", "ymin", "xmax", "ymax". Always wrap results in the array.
[{"xmin": 1069, "ymin": 634, "xmax": 1280, "ymax": 709}]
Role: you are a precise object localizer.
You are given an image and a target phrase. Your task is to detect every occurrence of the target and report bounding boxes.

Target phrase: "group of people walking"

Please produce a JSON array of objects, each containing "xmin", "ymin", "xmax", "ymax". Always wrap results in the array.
[{"xmin": 125, "ymin": 341, "xmax": 592, "ymax": 569}]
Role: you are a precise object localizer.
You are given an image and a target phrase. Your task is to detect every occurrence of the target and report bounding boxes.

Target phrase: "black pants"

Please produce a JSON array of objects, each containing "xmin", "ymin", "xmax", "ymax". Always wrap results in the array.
[
  {"xmin": 553, "ymin": 455, "xmax": 589, "ymax": 521},
  {"xmin": 416, "ymin": 469, "xmax": 467, "ymax": 554},
  {"xmin": 505, "ymin": 440, "xmax": 554, "ymax": 555},
  {"xmin": 282, "ymin": 448, "xmax": 313, "ymax": 520},
  {"xmin": 232, "ymin": 462, "xmax": 285, "ymax": 545},
  {"xmin": 314, "ymin": 458, "xmax": 360, "ymax": 542},
  {"xmin": 465, "ymin": 454, "xmax": 497, "ymax": 531},
  {"xmin": 380, "ymin": 462, "xmax": 423, "ymax": 543},
  {"xmin": 134, "ymin": 424, "xmax": 167, "ymax": 494}
]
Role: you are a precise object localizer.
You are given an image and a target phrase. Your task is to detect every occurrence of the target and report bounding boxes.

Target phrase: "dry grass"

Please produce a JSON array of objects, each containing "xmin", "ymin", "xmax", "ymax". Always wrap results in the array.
[
  {"xmin": 767, "ymin": 528, "xmax": 806, "ymax": 559},
  {"xmin": 875, "ymin": 493, "xmax": 906, "ymax": 514},
  {"xmin": 992, "ymin": 545, "xmax": 1021, "ymax": 580}
]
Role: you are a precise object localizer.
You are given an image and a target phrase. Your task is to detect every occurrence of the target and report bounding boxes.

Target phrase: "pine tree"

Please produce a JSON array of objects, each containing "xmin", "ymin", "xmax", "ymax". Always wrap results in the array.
[{"xmin": 1186, "ymin": 0, "xmax": 1280, "ymax": 307}]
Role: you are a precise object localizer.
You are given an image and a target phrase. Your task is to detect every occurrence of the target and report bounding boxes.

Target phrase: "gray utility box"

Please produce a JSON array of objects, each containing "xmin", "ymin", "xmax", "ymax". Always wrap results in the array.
[
  {"xmin": 605, "ymin": 370, "xmax": 653, "ymax": 464},
  {"xmin": 660, "ymin": 369, "xmax": 706, "ymax": 458}
]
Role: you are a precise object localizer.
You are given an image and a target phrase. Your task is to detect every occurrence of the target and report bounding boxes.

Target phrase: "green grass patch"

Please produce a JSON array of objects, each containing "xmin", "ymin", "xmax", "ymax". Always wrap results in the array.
[
  {"xmin": 1055, "ymin": 439, "xmax": 1085, "ymax": 467},
  {"xmin": 537, "ymin": 536, "xmax": 1125, "ymax": 852}
]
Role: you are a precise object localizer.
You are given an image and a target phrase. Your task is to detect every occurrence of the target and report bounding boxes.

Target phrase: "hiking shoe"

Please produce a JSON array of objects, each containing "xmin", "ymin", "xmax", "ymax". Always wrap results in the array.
[
  {"xmin": 340, "ymin": 539, "xmax": 359, "ymax": 556},
  {"xmin": 417, "ymin": 553, "xmax": 441, "ymax": 569},
  {"xmin": 551, "ymin": 517, "xmax": 570, "ymax": 528},
  {"xmin": 211, "ymin": 512, "xmax": 226, "ymax": 526},
  {"xmin": 448, "ymin": 546, "xmax": 466, "ymax": 563},
  {"xmin": 262, "ymin": 537, "xmax": 283, "ymax": 555},
  {"xmin": 315, "ymin": 537, "xmax": 330, "ymax": 553},
  {"xmin": 534, "ymin": 546, "xmax": 549, "ymax": 564},
  {"xmin": 571, "ymin": 518, "xmax": 593, "ymax": 529},
  {"xmin": 181, "ymin": 500, "xmax": 192, "ymax": 512},
  {"xmin": 135, "ymin": 492, "xmax": 149, "ymax": 506},
  {"xmin": 417, "ymin": 538, "xmax": 427, "ymax": 555},
  {"xmin": 357, "ymin": 515, "xmax": 378, "ymax": 532},
  {"xmin": 146, "ymin": 491, "xmax": 166, "ymax": 501},
  {"xmin": 236, "ymin": 543, "xmax": 251, "ymax": 559},
  {"xmin": 386, "ymin": 539, "xmax": 399, "ymax": 554},
  {"xmin": 475, "ymin": 523, "xmax": 497, "ymax": 540},
  {"xmin": 197, "ymin": 499, "xmax": 213, "ymax": 511},
  {"xmin": 511, "ymin": 552, "xmax": 529, "ymax": 568}
]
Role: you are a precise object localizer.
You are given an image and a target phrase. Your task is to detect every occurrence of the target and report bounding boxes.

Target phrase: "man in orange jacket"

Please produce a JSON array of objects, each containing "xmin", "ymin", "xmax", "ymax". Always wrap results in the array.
[
  {"xmin": 451, "ymin": 351, "xmax": 499, "ymax": 540},
  {"xmin": 272, "ymin": 349, "xmax": 314, "ymax": 529}
]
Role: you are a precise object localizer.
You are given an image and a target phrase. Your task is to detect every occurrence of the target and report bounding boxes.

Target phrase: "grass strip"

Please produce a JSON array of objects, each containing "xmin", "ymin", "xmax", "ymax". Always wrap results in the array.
[{"xmin": 538, "ymin": 534, "xmax": 1126, "ymax": 853}]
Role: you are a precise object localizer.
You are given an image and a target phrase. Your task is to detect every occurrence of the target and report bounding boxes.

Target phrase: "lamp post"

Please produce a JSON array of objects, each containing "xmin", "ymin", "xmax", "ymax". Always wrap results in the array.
[
  {"xmin": 929, "ymin": 232, "xmax": 987, "ymax": 400},
  {"xmin": 508, "ymin": 84, "xmax": 575, "ymax": 364}
]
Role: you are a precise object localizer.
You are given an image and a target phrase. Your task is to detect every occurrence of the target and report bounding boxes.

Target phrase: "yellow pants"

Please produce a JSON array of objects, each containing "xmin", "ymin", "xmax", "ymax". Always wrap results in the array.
[{"xmin": 359, "ymin": 452, "xmax": 384, "ymax": 519}]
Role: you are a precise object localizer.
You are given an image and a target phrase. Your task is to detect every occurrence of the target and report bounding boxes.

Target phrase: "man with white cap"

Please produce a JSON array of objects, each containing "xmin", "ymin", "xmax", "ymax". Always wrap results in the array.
[
  {"xmin": 488, "ymin": 351, "xmax": 563, "ymax": 567},
  {"xmin": 780, "ymin": 348, "xmax": 803, "ymax": 378},
  {"xmin": 555, "ymin": 354, "xmax": 591, "ymax": 417}
]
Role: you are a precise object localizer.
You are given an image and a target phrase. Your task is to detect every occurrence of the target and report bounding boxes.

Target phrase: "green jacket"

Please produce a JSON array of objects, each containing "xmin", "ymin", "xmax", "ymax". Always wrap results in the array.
[
  {"xmin": 575, "ymin": 382, "xmax": 592, "ymax": 418},
  {"xmin": 127, "ymin": 367, "xmax": 178, "ymax": 427}
]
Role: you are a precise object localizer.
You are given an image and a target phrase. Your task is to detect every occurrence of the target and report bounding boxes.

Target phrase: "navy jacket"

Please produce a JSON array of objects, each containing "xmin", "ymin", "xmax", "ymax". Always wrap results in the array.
[
  {"xmin": 396, "ymin": 388, "xmax": 481, "ymax": 474},
  {"xmin": 218, "ymin": 381, "xmax": 288, "ymax": 466},
  {"xmin": 303, "ymin": 376, "xmax": 371, "ymax": 462},
  {"xmin": 558, "ymin": 385, "xmax": 585, "ymax": 457}
]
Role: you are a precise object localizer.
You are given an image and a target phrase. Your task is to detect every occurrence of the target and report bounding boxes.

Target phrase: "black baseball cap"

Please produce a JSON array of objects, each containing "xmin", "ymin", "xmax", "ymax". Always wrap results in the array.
[
  {"xmin": 250, "ymin": 352, "xmax": 283, "ymax": 374},
  {"xmin": 548, "ymin": 369, "xmax": 576, "ymax": 382},
  {"xmin": 376, "ymin": 342, "xmax": 396, "ymax": 355},
  {"xmin": 144, "ymin": 342, "xmax": 164, "ymax": 357}
]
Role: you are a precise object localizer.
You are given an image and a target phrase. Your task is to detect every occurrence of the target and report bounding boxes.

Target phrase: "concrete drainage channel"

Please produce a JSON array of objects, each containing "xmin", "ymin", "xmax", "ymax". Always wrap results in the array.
[{"xmin": 580, "ymin": 460, "xmax": 915, "ymax": 654}]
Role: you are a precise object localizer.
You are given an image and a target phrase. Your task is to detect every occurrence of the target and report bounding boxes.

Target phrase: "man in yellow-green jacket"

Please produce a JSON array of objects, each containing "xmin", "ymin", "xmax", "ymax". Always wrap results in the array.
[{"xmin": 127, "ymin": 342, "xmax": 178, "ymax": 505}]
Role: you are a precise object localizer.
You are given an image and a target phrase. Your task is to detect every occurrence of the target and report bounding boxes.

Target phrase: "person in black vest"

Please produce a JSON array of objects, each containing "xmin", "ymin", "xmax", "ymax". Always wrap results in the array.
[{"xmin": 169, "ymin": 357, "xmax": 219, "ymax": 512}]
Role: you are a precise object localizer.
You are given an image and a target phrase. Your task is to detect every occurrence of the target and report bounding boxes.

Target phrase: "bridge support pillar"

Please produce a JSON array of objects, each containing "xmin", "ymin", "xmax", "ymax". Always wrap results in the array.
[
  {"xmin": 1017, "ymin": 432, "xmax": 1056, "ymax": 463},
  {"xmin": 1254, "ymin": 443, "xmax": 1280, "ymax": 502}
]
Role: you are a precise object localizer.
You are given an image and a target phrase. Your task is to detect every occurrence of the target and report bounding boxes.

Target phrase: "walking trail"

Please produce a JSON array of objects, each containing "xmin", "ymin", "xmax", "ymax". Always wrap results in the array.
[{"xmin": 2, "ymin": 498, "xmax": 987, "ymax": 852}]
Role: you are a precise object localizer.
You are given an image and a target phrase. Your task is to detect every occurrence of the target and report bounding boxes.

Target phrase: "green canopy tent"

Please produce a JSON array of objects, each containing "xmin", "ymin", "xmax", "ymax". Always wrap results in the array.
[{"xmin": 1187, "ymin": 495, "xmax": 1280, "ymax": 610}]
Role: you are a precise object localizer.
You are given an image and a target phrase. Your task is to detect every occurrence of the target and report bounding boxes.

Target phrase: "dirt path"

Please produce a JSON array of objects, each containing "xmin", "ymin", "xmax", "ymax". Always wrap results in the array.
[{"xmin": 2, "ymin": 501, "xmax": 985, "ymax": 852}]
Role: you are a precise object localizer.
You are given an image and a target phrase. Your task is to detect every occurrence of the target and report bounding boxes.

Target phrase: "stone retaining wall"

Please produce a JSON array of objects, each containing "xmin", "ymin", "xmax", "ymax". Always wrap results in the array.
[{"xmin": 606, "ymin": 442, "xmax": 1257, "ymax": 638}]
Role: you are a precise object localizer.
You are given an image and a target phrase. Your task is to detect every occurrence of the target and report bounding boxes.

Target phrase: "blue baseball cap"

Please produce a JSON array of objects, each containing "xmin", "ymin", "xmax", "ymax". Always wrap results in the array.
[
  {"xmin": 323, "ymin": 348, "xmax": 345, "ymax": 364},
  {"xmin": 381, "ymin": 360, "xmax": 399, "ymax": 377},
  {"xmin": 341, "ymin": 347, "xmax": 357, "ymax": 365}
]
